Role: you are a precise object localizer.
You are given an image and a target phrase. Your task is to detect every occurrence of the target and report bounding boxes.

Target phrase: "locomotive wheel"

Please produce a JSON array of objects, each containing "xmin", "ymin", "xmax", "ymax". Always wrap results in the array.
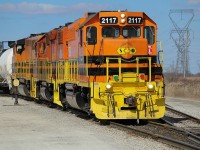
[
  {"xmin": 34, "ymin": 99, "xmax": 42, "ymax": 104},
  {"xmin": 138, "ymin": 120, "xmax": 148, "ymax": 125},
  {"xmin": 61, "ymin": 102, "xmax": 69, "ymax": 111},
  {"xmin": 61, "ymin": 104, "xmax": 67, "ymax": 111},
  {"xmin": 3, "ymin": 87, "xmax": 10, "ymax": 94},
  {"xmin": 48, "ymin": 102, "xmax": 56, "ymax": 108},
  {"xmin": 99, "ymin": 119, "xmax": 110, "ymax": 125}
]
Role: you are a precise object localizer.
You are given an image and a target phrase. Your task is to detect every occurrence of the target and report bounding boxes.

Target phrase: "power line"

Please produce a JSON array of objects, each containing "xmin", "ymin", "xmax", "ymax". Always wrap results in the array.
[{"xmin": 169, "ymin": 9, "xmax": 194, "ymax": 78}]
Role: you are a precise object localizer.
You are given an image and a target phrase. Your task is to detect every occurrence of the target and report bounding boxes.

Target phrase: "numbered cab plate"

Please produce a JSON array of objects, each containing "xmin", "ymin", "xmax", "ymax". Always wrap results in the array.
[
  {"xmin": 127, "ymin": 17, "xmax": 143, "ymax": 24},
  {"xmin": 100, "ymin": 17, "xmax": 118, "ymax": 24}
]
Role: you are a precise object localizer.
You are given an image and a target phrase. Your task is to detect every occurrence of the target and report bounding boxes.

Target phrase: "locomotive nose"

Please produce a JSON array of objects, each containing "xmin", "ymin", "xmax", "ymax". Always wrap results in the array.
[
  {"xmin": 102, "ymin": 38, "xmax": 148, "ymax": 59},
  {"xmin": 117, "ymin": 47, "xmax": 136, "ymax": 59}
]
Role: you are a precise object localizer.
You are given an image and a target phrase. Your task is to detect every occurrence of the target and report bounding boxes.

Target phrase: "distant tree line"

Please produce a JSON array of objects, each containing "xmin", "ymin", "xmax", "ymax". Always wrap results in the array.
[{"xmin": 164, "ymin": 63, "xmax": 200, "ymax": 82}]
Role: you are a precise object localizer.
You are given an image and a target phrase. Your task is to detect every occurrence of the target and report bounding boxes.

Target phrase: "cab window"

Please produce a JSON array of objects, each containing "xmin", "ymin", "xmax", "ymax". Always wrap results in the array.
[
  {"xmin": 86, "ymin": 26, "xmax": 97, "ymax": 45},
  {"xmin": 122, "ymin": 26, "xmax": 140, "ymax": 38},
  {"xmin": 144, "ymin": 26, "xmax": 155, "ymax": 44},
  {"xmin": 102, "ymin": 27, "xmax": 119, "ymax": 38}
]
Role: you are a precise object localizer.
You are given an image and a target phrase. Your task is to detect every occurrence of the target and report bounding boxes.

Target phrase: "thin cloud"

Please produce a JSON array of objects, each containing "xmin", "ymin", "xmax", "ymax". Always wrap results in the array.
[
  {"xmin": 194, "ymin": 9, "xmax": 200, "ymax": 14},
  {"xmin": 0, "ymin": 2, "xmax": 109, "ymax": 14},
  {"xmin": 187, "ymin": 0, "xmax": 200, "ymax": 5}
]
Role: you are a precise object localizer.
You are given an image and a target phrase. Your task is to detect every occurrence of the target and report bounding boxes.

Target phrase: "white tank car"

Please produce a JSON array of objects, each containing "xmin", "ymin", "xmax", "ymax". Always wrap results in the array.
[{"xmin": 0, "ymin": 48, "xmax": 13, "ymax": 90}]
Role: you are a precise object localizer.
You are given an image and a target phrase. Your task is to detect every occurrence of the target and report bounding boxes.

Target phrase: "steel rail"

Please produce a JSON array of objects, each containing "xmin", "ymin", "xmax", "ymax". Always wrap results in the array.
[
  {"xmin": 166, "ymin": 105, "xmax": 200, "ymax": 124},
  {"xmin": 110, "ymin": 122, "xmax": 200, "ymax": 150},
  {"xmin": 149, "ymin": 120, "xmax": 200, "ymax": 146}
]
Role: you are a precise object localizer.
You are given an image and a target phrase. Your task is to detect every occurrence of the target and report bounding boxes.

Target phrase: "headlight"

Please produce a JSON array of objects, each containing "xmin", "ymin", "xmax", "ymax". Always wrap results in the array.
[
  {"xmin": 121, "ymin": 13, "xmax": 126, "ymax": 18},
  {"xmin": 148, "ymin": 84, "xmax": 154, "ymax": 89},
  {"xmin": 147, "ymin": 83, "xmax": 154, "ymax": 91},
  {"xmin": 121, "ymin": 19, "xmax": 126, "ymax": 23},
  {"xmin": 106, "ymin": 84, "xmax": 112, "ymax": 89}
]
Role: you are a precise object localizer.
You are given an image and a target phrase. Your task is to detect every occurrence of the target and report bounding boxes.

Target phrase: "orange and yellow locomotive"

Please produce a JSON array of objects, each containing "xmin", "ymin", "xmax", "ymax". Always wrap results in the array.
[{"xmin": 12, "ymin": 11, "xmax": 165, "ymax": 121}]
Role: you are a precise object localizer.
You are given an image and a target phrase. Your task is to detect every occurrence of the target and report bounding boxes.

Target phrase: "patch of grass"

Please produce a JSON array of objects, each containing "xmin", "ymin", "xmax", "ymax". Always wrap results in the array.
[{"xmin": 165, "ymin": 77, "xmax": 200, "ymax": 99}]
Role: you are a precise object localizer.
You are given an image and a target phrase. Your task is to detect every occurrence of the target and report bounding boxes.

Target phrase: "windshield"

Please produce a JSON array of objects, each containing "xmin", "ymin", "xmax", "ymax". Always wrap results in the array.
[
  {"xmin": 102, "ymin": 27, "xmax": 120, "ymax": 38},
  {"xmin": 122, "ymin": 26, "xmax": 140, "ymax": 38}
]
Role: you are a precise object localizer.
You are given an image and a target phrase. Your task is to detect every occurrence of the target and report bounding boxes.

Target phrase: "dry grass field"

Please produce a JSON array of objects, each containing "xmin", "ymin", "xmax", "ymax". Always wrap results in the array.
[{"xmin": 165, "ymin": 76, "xmax": 200, "ymax": 100}]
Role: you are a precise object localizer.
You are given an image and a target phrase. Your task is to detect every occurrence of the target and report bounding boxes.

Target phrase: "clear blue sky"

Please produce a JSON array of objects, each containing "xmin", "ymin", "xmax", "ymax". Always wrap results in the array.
[{"xmin": 0, "ymin": 0, "xmax": 199, "ymax": 73}]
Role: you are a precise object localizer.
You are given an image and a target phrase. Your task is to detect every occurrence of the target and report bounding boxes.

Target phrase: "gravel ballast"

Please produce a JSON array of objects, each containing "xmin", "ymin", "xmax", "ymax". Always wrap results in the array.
[
  {"xmin": 166, "ymin": 97, "xmax": 200, "ymax": 119},
  {"xmin": 0, "ymin": 96, "xmax": 176, "ymax": 150}
]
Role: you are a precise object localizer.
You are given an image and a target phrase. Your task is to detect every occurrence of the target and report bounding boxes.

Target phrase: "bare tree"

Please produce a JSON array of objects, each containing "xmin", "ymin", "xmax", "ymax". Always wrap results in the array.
[{"xmin": 165, "ymin": 61, "xmax": 179, "ymax": 82}]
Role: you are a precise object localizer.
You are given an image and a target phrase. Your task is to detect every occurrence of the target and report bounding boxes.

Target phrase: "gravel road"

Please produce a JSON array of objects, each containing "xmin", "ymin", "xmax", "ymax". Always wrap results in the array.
[{"xmin": 0, "ymin": 96, "xmax": 176, "ymax": 150}]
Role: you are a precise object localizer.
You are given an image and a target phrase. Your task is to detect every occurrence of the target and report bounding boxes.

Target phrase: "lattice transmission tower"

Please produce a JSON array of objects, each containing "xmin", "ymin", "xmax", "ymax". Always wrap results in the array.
[{"xmin": 169, "ymin": 9, "xmax": 194, "ymax": 77}]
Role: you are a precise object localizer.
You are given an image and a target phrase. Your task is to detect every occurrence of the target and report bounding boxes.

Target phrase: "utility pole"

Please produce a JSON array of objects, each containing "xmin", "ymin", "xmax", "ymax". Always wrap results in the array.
[
  {"xmin": 0, "ymin": 41, "xmax": 3, "ymax": 55},
  {"xmin": 0, "ymin": 41, "xmax": 15, "ymax": 56},
  {"xmin": 169, "ymin": 9, "xmax": 194, "ymax": 78}
]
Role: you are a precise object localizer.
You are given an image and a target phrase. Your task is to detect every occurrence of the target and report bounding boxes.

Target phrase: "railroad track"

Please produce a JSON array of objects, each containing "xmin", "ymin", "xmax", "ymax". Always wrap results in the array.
[
  {"xmin": 166, "ymin": 105, "xmax": 200, "ymax": 124},
  {"xmin": 164, "ymin": 105, "xmax": 200, "ymax": 137},
  {"xmin": 110, "ymin": 121, "xmax": 200, "ymax": 150}
]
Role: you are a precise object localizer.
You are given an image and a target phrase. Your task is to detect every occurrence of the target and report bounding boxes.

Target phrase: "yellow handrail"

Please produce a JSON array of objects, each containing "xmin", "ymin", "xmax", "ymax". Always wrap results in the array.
[
  {"xmin": 136, "ymin": 57, "xmax": 152, "ymax": 82},
  {"xmin": 157, "ymin": 40, "xmax": 164, "ymax": 70},
  {"xmin": 106, "ymin": 57, "xmax": 122, "ymax": 82}
]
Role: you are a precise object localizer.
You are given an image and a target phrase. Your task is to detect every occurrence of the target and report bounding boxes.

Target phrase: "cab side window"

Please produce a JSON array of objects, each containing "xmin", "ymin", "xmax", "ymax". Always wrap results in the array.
[
  {"xmin": 86, "ymin": 26, "xmax": 97, "ymax": 45},
  {"xmin": 144, "ymin": 26, "xmax": 155, "ymax": 44}
]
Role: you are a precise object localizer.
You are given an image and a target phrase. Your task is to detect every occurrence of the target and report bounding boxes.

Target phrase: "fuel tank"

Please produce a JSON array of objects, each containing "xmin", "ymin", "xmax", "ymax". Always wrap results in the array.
[{"xmin": 0, "ymin": 48, "xmax": 13, "ymax": 89}]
